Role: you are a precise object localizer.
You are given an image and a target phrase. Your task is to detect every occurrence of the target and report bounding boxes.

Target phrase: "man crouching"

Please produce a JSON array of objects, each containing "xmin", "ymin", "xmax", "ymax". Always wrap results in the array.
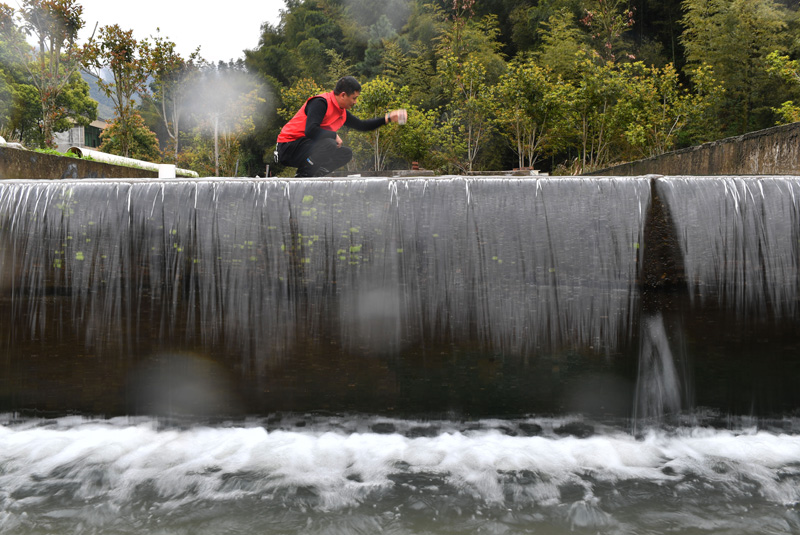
[{"xmin": 275, "ymin": 76, "xmax": 407, "ymax": 177}]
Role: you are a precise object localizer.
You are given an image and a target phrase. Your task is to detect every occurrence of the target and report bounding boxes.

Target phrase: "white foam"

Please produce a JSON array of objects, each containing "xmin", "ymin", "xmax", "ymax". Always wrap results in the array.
[{"xmin": 1, "ymin": 417, "xmax": 799, "ymax": 511}]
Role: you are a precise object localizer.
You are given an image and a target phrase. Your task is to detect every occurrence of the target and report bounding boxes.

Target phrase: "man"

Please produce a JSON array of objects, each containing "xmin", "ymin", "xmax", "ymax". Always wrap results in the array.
[{"xmin": 276, "ymin": 76, "xmax": 407, "ymax": 177}]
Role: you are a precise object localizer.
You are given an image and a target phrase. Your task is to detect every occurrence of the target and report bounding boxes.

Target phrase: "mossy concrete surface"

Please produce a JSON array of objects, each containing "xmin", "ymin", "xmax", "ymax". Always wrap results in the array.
[
  {"xmin": 589, "ymin": 122, "xmax": 800, "ymax": 176},
  {"xmin": 0, "ymin": 144, "xmax": 158, "ymax": 180}
]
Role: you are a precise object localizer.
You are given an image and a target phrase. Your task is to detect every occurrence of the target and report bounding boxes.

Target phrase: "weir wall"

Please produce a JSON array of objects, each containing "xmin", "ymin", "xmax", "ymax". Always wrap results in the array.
[{"xmin": 0, "ymin": 177, "xmax": 798, "ymax": 418}]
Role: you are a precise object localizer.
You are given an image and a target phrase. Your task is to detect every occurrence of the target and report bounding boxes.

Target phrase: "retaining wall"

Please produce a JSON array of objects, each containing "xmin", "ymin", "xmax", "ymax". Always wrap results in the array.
[
  {"xmin": 589, "ymin": 122, "xmax": 800, "ymax": 176},
  {"xmin": 0, "ymin": 144, "xmax": 158, "ymax": 180}
]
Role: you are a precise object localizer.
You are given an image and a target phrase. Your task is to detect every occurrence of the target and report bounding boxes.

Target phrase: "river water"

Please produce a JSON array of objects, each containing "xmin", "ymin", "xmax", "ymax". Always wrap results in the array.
[
  {"xmin": 1, "ymin": 176, "xmax": 800, "ymax": 533},
  {"xmin": 2, "ymin": 414, "xmax": 800, "ymax": 535}
]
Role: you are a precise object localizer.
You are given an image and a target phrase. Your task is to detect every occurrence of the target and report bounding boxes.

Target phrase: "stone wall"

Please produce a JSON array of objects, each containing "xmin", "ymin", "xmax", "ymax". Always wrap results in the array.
[
  {"xmin": 589, "ymin": 122, "xmax": 800, "ymax": 176},
  {"xmin": 0, "ymin": 144, "xmax": 158, "ymax": 180}
]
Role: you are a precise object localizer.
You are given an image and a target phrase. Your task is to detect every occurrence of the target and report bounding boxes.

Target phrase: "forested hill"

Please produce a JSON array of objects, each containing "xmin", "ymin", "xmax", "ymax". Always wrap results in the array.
[
  {"xmin": 3, "ymin": 0, "xmax": 799, "ymax": 176},
  {"xmin": 242, "ymin": 0, "xmax": 800, "ymax": 175},
  {"xmin": 81, "ymin": 70, "xmax": 115, "ymax": 121}
]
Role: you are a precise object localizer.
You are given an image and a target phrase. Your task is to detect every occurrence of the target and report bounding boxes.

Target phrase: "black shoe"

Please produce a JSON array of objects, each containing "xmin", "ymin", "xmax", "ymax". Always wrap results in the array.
[{"xmin": 295, "ymin": 166, "xmax": 331, "ymax": 178}]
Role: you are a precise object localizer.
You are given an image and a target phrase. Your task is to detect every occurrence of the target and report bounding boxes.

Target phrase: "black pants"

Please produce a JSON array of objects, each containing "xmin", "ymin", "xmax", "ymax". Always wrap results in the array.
[{"xmin": 277, "ymin": 137, "xmax": 353, "ymax": 177}]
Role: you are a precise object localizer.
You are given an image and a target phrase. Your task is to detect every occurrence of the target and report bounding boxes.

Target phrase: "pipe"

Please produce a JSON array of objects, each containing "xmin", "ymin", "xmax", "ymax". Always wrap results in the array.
[
  {"xmin": 0, "ymin": 137, "xmax": 27, "ymax": 150},
  {"xmin": 67, "ymin": 147, "xmax": 199, "ymax": 178}
]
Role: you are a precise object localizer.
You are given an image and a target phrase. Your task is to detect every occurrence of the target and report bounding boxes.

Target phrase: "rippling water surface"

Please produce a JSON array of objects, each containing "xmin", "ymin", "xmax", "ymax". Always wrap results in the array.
[{"xmin": 2, "ymin": 414, "xmax": 800, "ymax": 535}]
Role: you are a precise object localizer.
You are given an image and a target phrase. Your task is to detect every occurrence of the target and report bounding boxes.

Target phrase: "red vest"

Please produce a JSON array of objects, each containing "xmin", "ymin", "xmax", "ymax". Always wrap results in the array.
[{"xmin": 277, "ymin": 92, "xmax": 346, "ymax": 143}]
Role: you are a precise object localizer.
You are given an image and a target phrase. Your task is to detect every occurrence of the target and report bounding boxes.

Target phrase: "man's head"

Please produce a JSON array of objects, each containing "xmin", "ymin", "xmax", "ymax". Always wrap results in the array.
[{"xmin": 333, "ymin": 76, "xmax": 361, "ymax": 109}]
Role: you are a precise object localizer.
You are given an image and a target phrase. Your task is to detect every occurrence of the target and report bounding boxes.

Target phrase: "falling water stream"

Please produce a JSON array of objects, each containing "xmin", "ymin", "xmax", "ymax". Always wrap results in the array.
[{"xmin": 0, "ymin": 176, "xmax": 799, "ymax": 534}]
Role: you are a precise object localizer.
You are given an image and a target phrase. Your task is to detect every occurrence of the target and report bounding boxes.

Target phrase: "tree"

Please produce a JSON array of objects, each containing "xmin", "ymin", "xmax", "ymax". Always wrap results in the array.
[
  {"xmin": 2, "ymin": 0, "xmax": 89, "ymax": 147},
  {"xmin": 535, "ymin": 8, "xmax": 590, "ymax": 80},
  {"xmin": 0, "ymin": 73, "xmax": 14, "ymax": 139},
  {"xmin": 148, "ymin": 32, "xmax": 202, "ymax": 161},
  {"xmin": 508, "ymin": 0, "xmax": 583, "ymax": 54},
  {"xmin": 492, "ymin": 59, "xmax": 566, "ymax": 169},
  {"xmin": 277, "ymin": 77, "xmax": 325, "ymax": 121},
  {"xmin": 83, "ymin": 24, "xmax": 153, "ymax": 158},
  {"xmin": 323, "ymin": 49, "xmax": 353, "ymax": 88},
  {"xmin": 681, "ymin": 0, "xmax": 789, "ymax": 134},
  {"xmin": 438, "ymin": 52, "xmax": 495, "ymax": 172},
  {"xmin": 245, "ymin": 0, "xmax": 348, "ymax": 85},
  {"xmin": 567, "ymin": 57, "xmax": 625, "ymax": 171},
  {"xmin": 0, "ymin": 3, "xmax": 26, "ymax": 138},
  {"xmin": 394, "ymin": 105, "xmax": 443, "ymax": 169},
  {"xmin": 52, "ymin": 69, "xmax": 97, "ymax": 135},
  {"xmin": 99, "ymin": 110, "xmax": 159, "ymax": 161},
  {"xmin": 436, "ymin": 14, "xmax": 505, "ymax": 172},
  {"xmin": 580, "ymin": 0, "xmax": 636, "ymax": 62},
  {"xmin": 617, "ymin": 62, "xmax": 723, "ymax": 157},
  {"xmin": 188, "ymin": 65, "xmax": 266, "ymax": 176},
  {"xmin": 380, "ymin": 39, "xmax": 438, "ymax": 109},
  {"xmin": 765, "ymin": 51, "xmax": 800, "ymax": 124},
  {"xmin": 350, "ymin": 76, "xmax": 402, "ymax": 171}
]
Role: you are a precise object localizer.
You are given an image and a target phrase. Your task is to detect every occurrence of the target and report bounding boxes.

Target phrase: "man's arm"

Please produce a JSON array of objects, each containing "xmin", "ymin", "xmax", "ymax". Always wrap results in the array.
[
  {"xmin": 304, "ymin": 98, "xmax": 337, "ymax": 140},
  {"xmin": 344, "ymin": 111, "xmax": 387, "ymax": 132}
]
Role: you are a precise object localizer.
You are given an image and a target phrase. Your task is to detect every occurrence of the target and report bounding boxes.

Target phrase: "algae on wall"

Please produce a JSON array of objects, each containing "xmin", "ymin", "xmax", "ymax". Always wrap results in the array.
[
  {"xmin": 587, "ymin": 122, "xmax": 800, "ymax": 176},
  {"xmin": 0, "ymin": 145, "xmax": 158, "ymax": 180}
]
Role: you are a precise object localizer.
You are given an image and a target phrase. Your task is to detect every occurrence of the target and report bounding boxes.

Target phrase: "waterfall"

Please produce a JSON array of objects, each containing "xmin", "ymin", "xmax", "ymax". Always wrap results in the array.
[
  {"xmin": 0, "ymin": 177, "xmax": 649, "ymax": 417},
  {"xmin": 633, "ymin": 312, "xmax": 684, "ymax": 423},
  {"xmin": 0, "ymin": 176, "xmax": 799, "ymax": 419},
  {"xmin": 3, "ymin": 175, "xmax": 800, "ymax": 535}
]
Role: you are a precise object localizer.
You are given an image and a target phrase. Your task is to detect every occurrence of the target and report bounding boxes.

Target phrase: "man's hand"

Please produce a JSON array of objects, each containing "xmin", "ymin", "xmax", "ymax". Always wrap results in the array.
[
  {"xmin": 385, "ymin": 109, "xmax": 408, "ymax": 124},
  {"xmin": 336, "ymin": 134, "xmax": 343, "ymax": 147}
]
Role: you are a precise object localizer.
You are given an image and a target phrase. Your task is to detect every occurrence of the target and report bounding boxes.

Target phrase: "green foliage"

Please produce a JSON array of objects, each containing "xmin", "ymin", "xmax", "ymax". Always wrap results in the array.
[
  {"xmin": 350, "ymin": 76, "xmax": 399, "ymax": 171},
  {"xmin": 509, "ymin": 0, "xmax": 583, "ymax": 53},
  {"xmin": 277, "ymin": 78, "xmax": 325, "ymax": 121},
  {"xmin": 83, "ymin": 24, "xmax": 151, "ymax": 157},
  {"xmin": 185, "ymin": 64, "xmax": 266, "ymax": 176},
  {"xmin": 0, "ymin": 0, "xmax": 88, "ymax": 147},
  {"xmin": 616, "ymin": 62, "xmax": 722, "ymax": 158},
  {"xmin": 491, "ymin": 59, "xmax": 565, "ymax": 168},
  {"xmin": 535, "ymin": 9, "xmax": 589, "ymax": 80},
  {"xmin": 344, "ymin": 0, "xmax": 410, "ymax": 34},
  {"xmin": 6, "ymin": 0, "xmax": 800, "ymax": 176},
  {"xmin": 436, "ymin": 15, "xmax": 505, "ymax": 172},
  {"xmin": 6, "ymin": 83, "xmax": 40, "ymax": 145},
  {"xmin": 772, "ymin": 101, "xmax": 800, "ymax": 124},
  {"xmin": 394, "ymin": 106, "xmax": 443, "ymax": 168},
  {"xmin": 244, "ymin": 0, "xmax": 348, "ymax": 85},
  {"xmin": 99, "ymin": 110, "xmax": 159, "ymax": 162},
  {"xmin": 0, "ymin": 73, "xmax": 11, "ymax": 133},
  {"xmin": 681, "ymin": 0, "xmax": 790, "ymax": 135},
  {"xmin": 765, "ymin": 51, "xmax": 800, "ymax": 125},
  {"xmin": 580, "ymin": 0, "xmax": 636, "ymax": 62},
  {"xmin": 148, "ymin": 31, "xmax": 202, "ymax": 160},
  {"xmin": 52, "ymin": 70, "xmax": 97, "ymax": 132},
  {"xmin": 766, "ymin": 51, "xmax": 800, "ymax": 86}
]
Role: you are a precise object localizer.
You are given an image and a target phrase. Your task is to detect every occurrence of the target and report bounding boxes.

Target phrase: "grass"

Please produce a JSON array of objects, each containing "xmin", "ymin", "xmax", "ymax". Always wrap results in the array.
[
  {"xmin": 33, "ymin": 148, "xmax": 83, "ymax": 159},
  {"xmin": 32, "ymin": 147, "xmax": 157, "ymax": 171},
  {"xmin": 29, "ymin": 147, "xmax": 199, "ymax": 177}
]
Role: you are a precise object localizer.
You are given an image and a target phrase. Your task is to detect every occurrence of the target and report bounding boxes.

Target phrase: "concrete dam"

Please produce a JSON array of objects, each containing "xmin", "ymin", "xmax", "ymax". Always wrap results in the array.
[{"xmin": 0, "ymin": 175, "xmax": 797, "ymax": 420}]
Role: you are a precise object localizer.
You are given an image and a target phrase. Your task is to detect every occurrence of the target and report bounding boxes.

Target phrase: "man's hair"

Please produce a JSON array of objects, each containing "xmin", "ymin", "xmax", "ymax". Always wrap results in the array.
[{"xmin": 334, "ymin": 76, "xmax": 361, "ymax": 95}]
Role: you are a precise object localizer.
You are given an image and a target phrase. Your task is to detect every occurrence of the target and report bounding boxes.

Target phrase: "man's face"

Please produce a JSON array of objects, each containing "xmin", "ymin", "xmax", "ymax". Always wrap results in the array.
[{"xmin": 338, "ymin": 91, "xmax": 360, "ymax": 110}]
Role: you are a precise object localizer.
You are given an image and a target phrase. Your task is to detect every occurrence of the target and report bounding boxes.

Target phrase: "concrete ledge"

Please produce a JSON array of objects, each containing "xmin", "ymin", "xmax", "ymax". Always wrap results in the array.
[
  {"xmin": 588, "ymin": 122, "xmax": 800, "ymax": 176},
  {"xmin": 0, "ymin": 144, "xmax": 158, "ymax": 180}
]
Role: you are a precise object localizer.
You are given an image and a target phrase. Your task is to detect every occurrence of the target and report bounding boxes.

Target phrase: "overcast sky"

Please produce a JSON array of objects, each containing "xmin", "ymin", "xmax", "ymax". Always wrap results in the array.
[{"xmin": 75, "ymin": 0, "xmax": 286, "ymax": 64}]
